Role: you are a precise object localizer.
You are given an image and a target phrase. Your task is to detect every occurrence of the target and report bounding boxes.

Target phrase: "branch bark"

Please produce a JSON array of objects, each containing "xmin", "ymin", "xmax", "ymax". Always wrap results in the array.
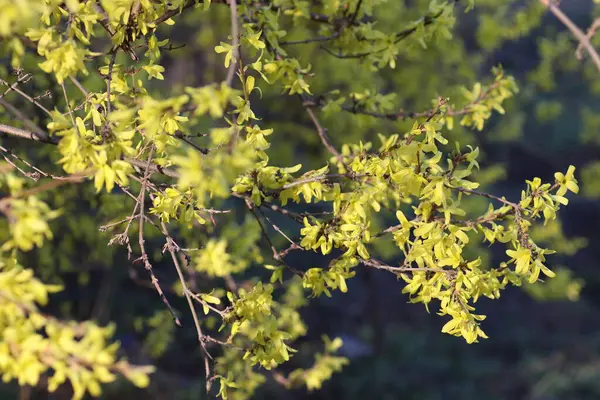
[
  {"xmin": 539, "ymin": 0, "xmax": 600, "ymax": 74},
  {"xmin": 0, "ymin": 123, "xmax": 181, "ymax": 178}
]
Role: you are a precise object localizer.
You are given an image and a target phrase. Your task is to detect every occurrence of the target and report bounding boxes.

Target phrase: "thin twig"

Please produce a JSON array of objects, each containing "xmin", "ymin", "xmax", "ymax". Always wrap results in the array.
[
  {"xmin": 0, "ymin": 144, "xmax": 49, "ymax": 180},
  {"xmin": 0, "ymin": 73, "xmax": 31, "ymax": 100},
  {"xmin": 105, "ymin": 51, "xmax": 117, "ymax": 114},
  {"xmin": 151, "ymin": 0, "xmax": 213, "ymax": 25},
  {"xmin": 69, "ymin": 76, "xmax": 89, "ymax": 97},
  {"xmin": 279, "ymin": 32, "xmax": 340, "ymax": 46},
  {"xmin": 0, "ymin": 174, "xmax": 86, "ymax": 212},
  {"xmin": 320, "ymin": 9, "xmax": 443, "ymax": 59},
  {"xmin": 0, "ymin": 124, "xmax": 57, "ymax": 144},
  {"xmin": 0, "ymin": 98, "xmax": 48, "ymax": 137},
  {"xmin": 0, "ymin": 78, "xmax": 52, "ymax": 116},
  {"xmin": 453, "ymin": 186, "xmax": 518, "ymax": 208},
  {"xmin": 350, "ymin": 0, "xmax": 364, "ymax": 24},
  {"xmin": 361, "ymin": 258, "xmax": 451, "ymax": 275},
  {"xmin": 245, "ymin": 198, "xmax": 303, "ymax": 276},
  {"xmin": 173, "ymin": 132, "xmax": 210, "ymax": 154},
  {"xmin": 577, "ymin": 18, "xmax": 600, "ymax": 60},
  {"xmin": 304, "ymin": 105, "xmax": 343, "ymax": 163},
  {"xmin": 159, "ymin": 221, "xmax": 215, "ymax": 393},
  {"xmin": 61, "ymin": 83, "xmax": 76, "ymax": 127},
  {"xmin": 226, "ymin": 0, "xmax": 239, "ymax": 87},
  {"xmin": 136, "ymin": 147, "xmax": 183, "ymax": 327},
  {"xmin": 282, "ymin": 173, "xmax": 349, "ymax": 189},
  {"xmin": 539, "ymin": 0, "xmax": 600, "ymax": 74},
  {"xmin": 256, "ymin": 208, "xmax": 303, "ymax": 259}
]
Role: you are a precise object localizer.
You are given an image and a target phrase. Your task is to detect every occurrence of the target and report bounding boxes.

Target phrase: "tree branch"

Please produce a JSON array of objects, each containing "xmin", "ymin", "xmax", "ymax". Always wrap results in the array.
[
  {"xmin": 226, "ymin": 0, "xmax": 240, "ymax": 87},
  {"xmin": 136, "ymin": 147, "xmax": 183, "ymax": 327},
  {"xmin": 0, "ymin": 123, "xmax": 56, "ymax": 144},
  {"xmin": 539, "ymin": 0, "xmax": 600, "ymax": 74}
]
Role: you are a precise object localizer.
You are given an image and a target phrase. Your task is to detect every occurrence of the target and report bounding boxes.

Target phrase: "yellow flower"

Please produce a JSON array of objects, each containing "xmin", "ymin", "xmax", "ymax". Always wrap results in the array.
[{"xmin": 554, "ymin": 165, "xmax": 579, "ymax": 196}]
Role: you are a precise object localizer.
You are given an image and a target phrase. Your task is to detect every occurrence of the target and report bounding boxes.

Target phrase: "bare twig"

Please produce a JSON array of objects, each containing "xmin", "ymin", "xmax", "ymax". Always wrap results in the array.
[
  {"xmin": 69, "ymin": 76, "xmax": 89, "ymax": 97},
  {"xmin": 361, "ymin": 258, "xmax": 451, "ymax": 275},
  {"xmin": 320, "ymin": 9, "xmax": 443, "ymax": 59},
  {"xmin": 105, "ymin": 51, "xmax": 117, "ymax": 114},
  {"xmin": 0, "ymin": 73, "xmax": 31, "ymax": 100},
  {"xmin": 0, "ymin": 144, "xmax": 49, "ymax": 181},
  {"xmin": 226, "ymin": 0, "xmax": 239, "ymax": 87},
  {"xmin": 173, "ymin": 132, "xmax": 210, "ymax": 154},
  {"xmin": 159, "ymin": 221, "xmax": 215, "ymax": 393},
  {"xmin": 0, "ymin": 174, "xmax": 86, "ymax": 214},
  {"xmin": 304, "ymin": 105, "xmax": 344, "ymax": 163},
  {"xmin": 0, "ymin": 123, "xmax": 179, "ymax": 178},
  {"xmin": 350, "ymin": 0, "xmax": 364, "ymax": 25},
  {"xmin": 136, "ymin": 148, "xmax": 182, "ymax": 327},
  {"xmin": 61, "ymin": 83, "xmax": 76, "ymax": 127},
  {"xmin": 151, "ymin": 0, "xmax": 214, "ymax": 25},
  {"xmin": 279, "ymin": 32, "xmax": 341, "ymax": 46},
  {"xmin": 539, "ymin": 0, "xmax": 600, "ymax": 74},
  {"xmin": 0, "ymin": 122, "xmax": 180, "ymax": 199},
  {"xmin": 0, "ymin": 78, "xmax": 52, "ymax": 116},
  {"xmin": 245, "ymin": 198, "xmax": 303, "ymax": 276},
  {"xmin": 577, "ymin": 18, "xmax": 600, "ymax": 60},
  {"xmin": 282, "ymin": 173, "xmax": 349, "ymax": 189},
  {"xmin": 0, "ymin": 124, "xmax": 57, "ymax": 144},
  {"xmin": 453, "ymin": 186, "xmax": 518, "ymax": 208},
  {"xmin": 0, "ymin": 98, "xmax": 48, "ymax": 137}
]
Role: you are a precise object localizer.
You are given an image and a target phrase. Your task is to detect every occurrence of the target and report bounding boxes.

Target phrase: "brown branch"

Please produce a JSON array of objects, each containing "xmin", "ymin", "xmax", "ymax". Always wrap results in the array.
[
  {"xmin": 108, "ymin": 183, "xmax": 141, "ymax": 258},
  {"xmin": 361, "ymin": 257, "xmax": 452, "ymax": 275},
  {"xmin": 61, "ymin": 83, "xmax": 76, "ymax": 127},
  {"xmin": 69, "ymin": 76, "xmax": 89, "ymax": 97},
  {"xmin": 0, "ymin": 124, "xmax": 57, "ymax": 144},
  {"xmin": 320, "ymin": 9, "xmax": 443, "ymax": 59},
  {"xmin": 304, "ymin": 105, "xmax": 343, "ymax": 163},
  {"xmin": 245, "ymin": 198, "xmax": 303, "ymax": 276},
  {"xmin": 349, "ymin": 0, "xmax": 364, "ymax": 25},
  {"xmin": 256, "ymin": 208, "xmax": 303, "ymax": 260},
  {"xmin": 126, "ymin": 157, "xmax": 180, "ymax": 178},
  {"xmin": 92, "ymin": 2, "xmax": 138, "ymax": 60},
  {"xmin": 0, "ymin": 151, "xmax": 34, "ymax": 180},
  {"xmin": 452, "ymin": 186, "xmax": 533, "ymax": 248},
  {"xmin": 226, "ymin": 0, "xmax": 240, "ymax": 87},
  {"xmin": 173, "ymin": 132, "xmax": 210, "ymax": 154},
  {"xmin": 577, "ymin": 18, "xmax": 600, "ymax": 60},
  {"xmin": 0, "ymin": 73, "xmax": 31, "ymax": 100},
  {"xmin": 0, "ymin": 98, "xmax": 48, "ymax": 137},
  {"xmin": 0, "ymin": 144, "xmax": 51, "ymax": 181},
  {"xmin": 279, "ymin": 32, "xmax": 341, "ymax": 46},
  {"xmin": 152, "ymin": 0, "xmax": 216, "ymax": 25},
  {"xmin": 336, "ymin": 80, "xmax": 499, "ymax": 122},
  {"xmin": 0, "ymin": 122, "xmax": 184, "ymax": 179},
  {"xmin": 0, "ymin": 78, "xmax": 52, "ymax": 116},
  {"xmin": 158, "ymin": 221, "xmax": 215, "ymax": 394},
  {"xmin": 189, "ymin": 292, "xmax": 228, "ymax": 318},
  {"xmin": 105, "ymin": 51, "xmax": 117, "ymax": 114},
  {"xmin": 136, "ymin": 148, "xmax": 182, "ymax": 327},
  {"xmin": 282, "ymin": 173, "xmax": 349, "ymax": 189},
  {"xmin": 0, "ymin": 174, "xmax": 86, "ymax": 215},
  {"xmin": 539, "ymin": 0, "xmax": 600, "ymax": 74},
  {"xmin": 453, "ymin": 186, "xmax": 519, "ymax": 208}
]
